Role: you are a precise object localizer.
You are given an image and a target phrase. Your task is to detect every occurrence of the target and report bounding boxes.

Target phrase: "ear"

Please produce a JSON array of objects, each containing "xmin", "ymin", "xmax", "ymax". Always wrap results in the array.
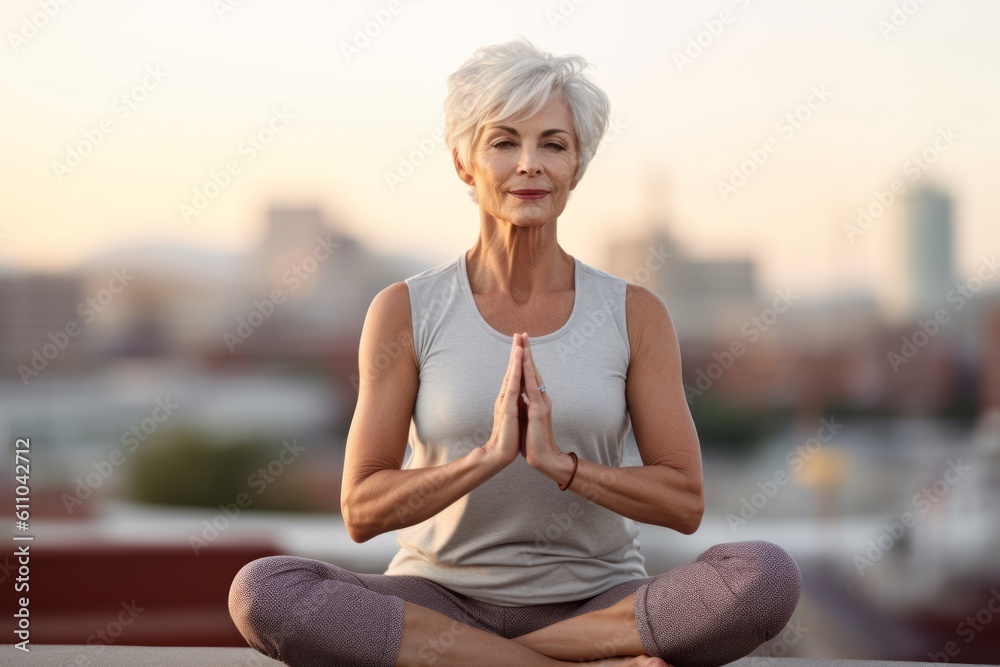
[{"xmin": 452, "ymin": 148, "xmax": 474, "ymax": 187}]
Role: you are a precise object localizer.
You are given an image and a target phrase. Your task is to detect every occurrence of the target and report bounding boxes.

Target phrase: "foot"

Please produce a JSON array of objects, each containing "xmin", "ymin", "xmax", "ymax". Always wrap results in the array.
[
  {"xmin": 588, "ymin": 657, "xmax": 670, "ymax": 667},
  {"xmin": 512, "ymin": 592, "xmax": 648, "ymax": 662}
]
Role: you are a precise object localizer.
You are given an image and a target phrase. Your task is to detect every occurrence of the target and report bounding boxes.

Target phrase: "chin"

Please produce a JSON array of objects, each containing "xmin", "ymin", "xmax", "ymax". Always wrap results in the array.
[
  {"xmin": 510, "ymin": 207, "xmax": 563, "ymax": 224},
  {"xmin": 511, "ymin": 217, "xmax": 556, "ymax": 227}
]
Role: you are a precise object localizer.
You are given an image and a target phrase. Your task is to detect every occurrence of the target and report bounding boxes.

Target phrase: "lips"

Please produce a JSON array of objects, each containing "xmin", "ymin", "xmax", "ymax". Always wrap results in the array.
[{"xmin": 510, "ymin": 189, "xmax": 549, "ymax": 200}]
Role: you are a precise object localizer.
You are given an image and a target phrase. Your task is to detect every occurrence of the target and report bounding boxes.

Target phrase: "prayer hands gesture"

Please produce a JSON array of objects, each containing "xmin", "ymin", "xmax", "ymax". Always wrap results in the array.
[{"xmin": 483, "ymin": 333, "xmax": 563, "ymax": 475}]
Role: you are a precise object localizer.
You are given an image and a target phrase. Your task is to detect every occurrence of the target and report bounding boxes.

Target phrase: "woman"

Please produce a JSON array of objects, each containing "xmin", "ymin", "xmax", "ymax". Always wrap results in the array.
[{"xmin": 229, "ymin": 39, "xmax": 801, "ymax": 667}]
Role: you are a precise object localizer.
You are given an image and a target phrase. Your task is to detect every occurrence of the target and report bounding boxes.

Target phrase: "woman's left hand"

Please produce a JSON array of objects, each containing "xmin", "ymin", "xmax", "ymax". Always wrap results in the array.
[{"xmin": 518, "ymin": 333, "xmax": 563, "ymax": 472}]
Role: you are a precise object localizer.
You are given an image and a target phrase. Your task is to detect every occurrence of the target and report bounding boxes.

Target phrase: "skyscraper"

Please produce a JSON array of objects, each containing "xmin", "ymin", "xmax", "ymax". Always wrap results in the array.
[{"xmin": 886, "ymin": 183, "xmax": 955, "ymax": 321}]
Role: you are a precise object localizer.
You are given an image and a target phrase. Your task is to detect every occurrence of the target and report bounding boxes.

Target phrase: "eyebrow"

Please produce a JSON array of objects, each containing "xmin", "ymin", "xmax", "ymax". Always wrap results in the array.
[{"xmin": 487, "ymin": 126, "xmax": 571, "ymax": 138}]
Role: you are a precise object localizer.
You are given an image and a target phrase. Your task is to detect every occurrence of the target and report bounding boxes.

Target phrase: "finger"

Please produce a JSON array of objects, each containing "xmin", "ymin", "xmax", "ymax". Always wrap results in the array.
[
  {"xmin": 520, "ymin": 332, "xmax": 545, "ymax": 398},
  {"xmin": 518, "ymin": 337, "xmax": 530, "ymax": 402},
  {"xmin": 506, "ymin": 338, "xmax": 523, "ymax": 405},
  {"xmin": 500, "ymin": 333, "xmax": 519, "ymax": 398}
]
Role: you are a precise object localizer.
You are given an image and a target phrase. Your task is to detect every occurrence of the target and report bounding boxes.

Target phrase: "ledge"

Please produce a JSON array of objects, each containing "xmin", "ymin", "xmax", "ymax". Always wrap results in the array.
[
  {"xmin": 1, "ymin": 646, "xmax": 996, "ymax": 667},
  {"xmin": 0, "ymin": 644, "xmax": 284, "ymax": 666}
]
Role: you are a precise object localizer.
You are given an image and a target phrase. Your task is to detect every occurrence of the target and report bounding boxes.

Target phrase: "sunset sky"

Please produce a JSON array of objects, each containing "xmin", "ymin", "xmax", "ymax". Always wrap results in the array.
[{"xmin": 2, "ymin": 0, "xmax": 998, "ymax": 296}]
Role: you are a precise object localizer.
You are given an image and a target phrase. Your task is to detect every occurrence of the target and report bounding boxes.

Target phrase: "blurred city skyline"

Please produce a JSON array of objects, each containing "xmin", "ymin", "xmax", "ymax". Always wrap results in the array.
[{"xmin": 3, "ymin": 0, "xmax": 1000, "ymax": 298}]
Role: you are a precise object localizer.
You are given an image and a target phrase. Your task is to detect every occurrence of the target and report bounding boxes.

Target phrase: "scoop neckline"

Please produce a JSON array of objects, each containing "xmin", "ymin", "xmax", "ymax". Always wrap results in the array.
[{"xmin": 458, "ymin": 250, "xmax": 583, "ymax": 344}]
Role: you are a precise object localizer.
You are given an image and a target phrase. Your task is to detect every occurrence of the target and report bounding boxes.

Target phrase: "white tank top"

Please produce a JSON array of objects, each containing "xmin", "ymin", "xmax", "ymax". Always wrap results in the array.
[{"xmin": 382, "ymin": 251, "xmax": 648, "ymax": 606}]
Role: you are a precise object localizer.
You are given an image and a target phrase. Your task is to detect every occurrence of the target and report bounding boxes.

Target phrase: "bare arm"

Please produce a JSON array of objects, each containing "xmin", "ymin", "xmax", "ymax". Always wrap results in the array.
[
  {"xmin": 340, "ymin": 282, "xmax": 515, "ymax": 543},
  {"xmin": 536, "ymin": 283, "xmax": 704, "ymax": 534}
]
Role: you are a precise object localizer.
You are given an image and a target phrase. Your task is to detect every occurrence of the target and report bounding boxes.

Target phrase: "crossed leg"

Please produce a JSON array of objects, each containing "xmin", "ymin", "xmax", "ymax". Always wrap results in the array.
[
  {"xmin": 514, "ymin": 541, "xmax": 803, "ymax": 667},
  {"xmin": 509, "ymin": 591, "xmax": 649, "ymax": 662},
  {"xmin": 229, "ymin": 555, "xmax": 663, "ymax": 667},
  {"xmin": 396, "ymin": 600, "xmax": 667, "ymax": 666},
  {"xmin": 229, "ymin": 541, "xmax": 800, "ymax": 667}
]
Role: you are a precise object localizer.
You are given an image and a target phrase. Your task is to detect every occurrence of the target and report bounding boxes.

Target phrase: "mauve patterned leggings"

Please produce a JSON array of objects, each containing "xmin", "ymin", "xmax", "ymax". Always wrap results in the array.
[{"xmin": 228, "ymin": 540, "xmax": 801, "ymax": 667}]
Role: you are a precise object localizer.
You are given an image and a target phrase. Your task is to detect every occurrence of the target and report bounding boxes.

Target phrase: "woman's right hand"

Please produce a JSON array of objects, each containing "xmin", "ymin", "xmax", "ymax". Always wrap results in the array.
[{"xmin": 482, "ymin": 333, "xmax": 525, "ymax": 468}]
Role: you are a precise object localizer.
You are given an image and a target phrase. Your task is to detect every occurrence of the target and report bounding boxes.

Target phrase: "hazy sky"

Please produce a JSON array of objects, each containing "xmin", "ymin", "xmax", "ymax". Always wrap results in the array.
[{"xmin": 2, "ymin": 0, "xmax": 998, "ymax": 295}]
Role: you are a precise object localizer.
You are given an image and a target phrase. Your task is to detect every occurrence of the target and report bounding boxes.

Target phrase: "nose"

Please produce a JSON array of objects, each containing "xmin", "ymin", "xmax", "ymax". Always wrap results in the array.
[{"xmin": 516, "ymin": 145, "xmax": 542, "ymax": 175}]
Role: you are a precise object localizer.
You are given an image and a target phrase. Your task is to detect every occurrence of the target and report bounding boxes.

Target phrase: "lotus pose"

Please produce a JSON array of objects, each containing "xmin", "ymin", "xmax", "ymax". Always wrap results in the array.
[{"xmin": 229, "ymin": 39, "xmax": 801, "ymax": 667}]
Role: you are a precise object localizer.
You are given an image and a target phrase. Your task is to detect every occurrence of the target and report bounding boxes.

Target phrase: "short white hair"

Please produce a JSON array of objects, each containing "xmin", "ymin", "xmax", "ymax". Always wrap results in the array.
[{"xmin": 444, "ymin": 38, "xmax": 611, "ymax": 196}]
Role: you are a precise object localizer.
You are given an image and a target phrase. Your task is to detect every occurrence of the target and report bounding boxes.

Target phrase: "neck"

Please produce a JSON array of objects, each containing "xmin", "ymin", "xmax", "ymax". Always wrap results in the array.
[{"xmin": 465, "ymin": 216, "xmax": 573, "ymax": 305}]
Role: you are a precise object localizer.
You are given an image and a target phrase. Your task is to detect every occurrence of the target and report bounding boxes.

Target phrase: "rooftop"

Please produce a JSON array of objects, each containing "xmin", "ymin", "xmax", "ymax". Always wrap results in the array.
[{"xmin": 3, "ymin": 645, "xmax": 996, "ymax": 667}]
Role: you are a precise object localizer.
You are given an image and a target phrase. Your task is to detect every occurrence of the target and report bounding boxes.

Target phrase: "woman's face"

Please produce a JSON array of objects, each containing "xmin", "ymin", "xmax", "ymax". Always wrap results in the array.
[{"xmin": 457, "ymin": 95, "xmax": 580, "ymax": 228}]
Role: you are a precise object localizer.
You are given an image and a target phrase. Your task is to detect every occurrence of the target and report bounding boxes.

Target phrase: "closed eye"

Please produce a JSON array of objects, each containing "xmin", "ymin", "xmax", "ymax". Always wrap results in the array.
[{"xmin": 491, "ymin": 141, "xmax": 567, "ymax": 151}]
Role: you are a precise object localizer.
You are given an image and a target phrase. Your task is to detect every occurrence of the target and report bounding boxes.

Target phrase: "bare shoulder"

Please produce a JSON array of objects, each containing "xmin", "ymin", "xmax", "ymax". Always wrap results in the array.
[
  {"xmin": 362, "ymin": 281, "xmax": 417, "ymax": 372},
  {"xmin": 368, "ymin": 280, "xmax": 410, "ymax": 320},
  {"xmin": 624, "ymin": 282, "xmax": 678, "ymax": 365}
]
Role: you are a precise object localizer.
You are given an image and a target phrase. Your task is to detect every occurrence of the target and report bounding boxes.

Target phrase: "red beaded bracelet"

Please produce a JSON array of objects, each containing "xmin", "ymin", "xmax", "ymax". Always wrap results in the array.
[{"xmin": 558, "ymin": 452, "xmax": 578, "ymax": 491}]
